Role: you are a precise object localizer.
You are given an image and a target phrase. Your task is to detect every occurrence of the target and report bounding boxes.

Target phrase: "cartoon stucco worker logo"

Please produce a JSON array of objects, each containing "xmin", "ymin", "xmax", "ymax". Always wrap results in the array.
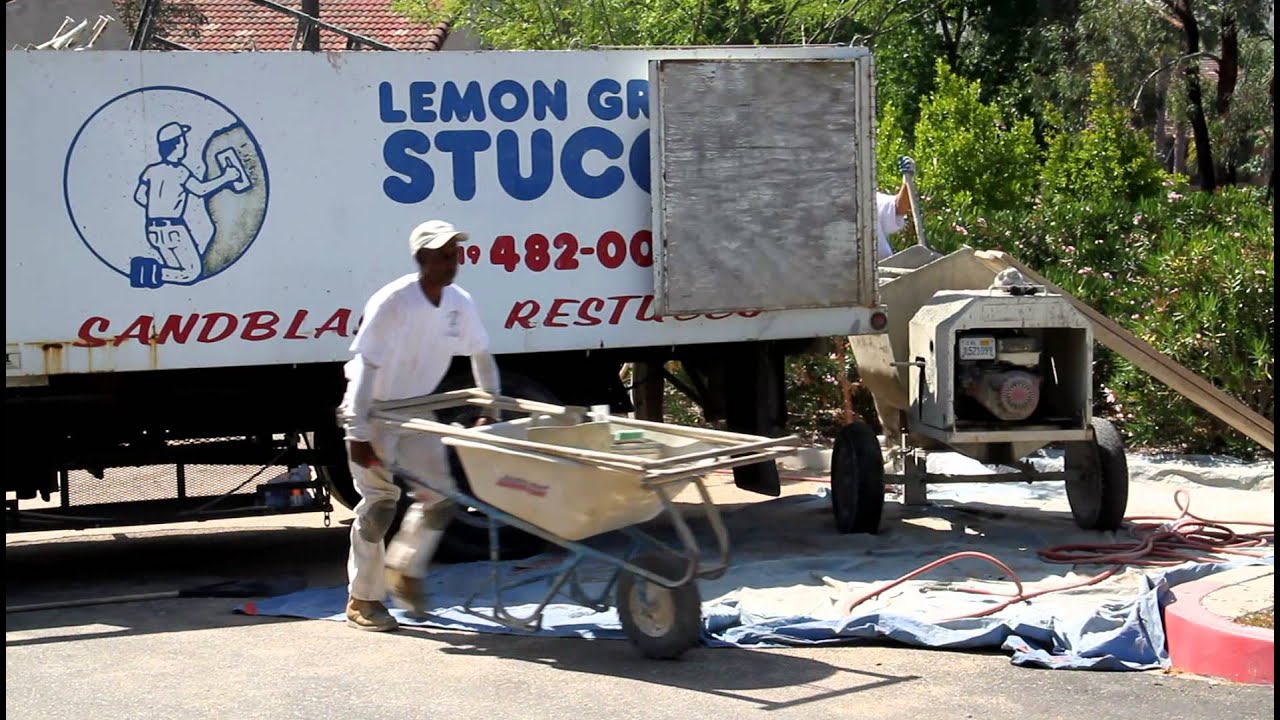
[{"xmin": 64, "ymin": 86, "xmax": 269, "ymax": 289}]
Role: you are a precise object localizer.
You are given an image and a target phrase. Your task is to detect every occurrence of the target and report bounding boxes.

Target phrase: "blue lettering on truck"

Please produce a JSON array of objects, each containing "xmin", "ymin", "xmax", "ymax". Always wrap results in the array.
[{"xmin": 378, "ymin": 78, "xmax": 651, "ymax": 203}]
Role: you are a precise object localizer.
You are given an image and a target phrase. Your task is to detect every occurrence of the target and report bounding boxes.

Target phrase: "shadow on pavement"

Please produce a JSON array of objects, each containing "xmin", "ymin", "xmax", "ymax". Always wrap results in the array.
[
  {"xmin": 5, "ymin": 524, "xmax": 349, "ymax": 646},
  {"xmin": 415, "ymin": 628, "xmax": 922, "ymax": 710}
]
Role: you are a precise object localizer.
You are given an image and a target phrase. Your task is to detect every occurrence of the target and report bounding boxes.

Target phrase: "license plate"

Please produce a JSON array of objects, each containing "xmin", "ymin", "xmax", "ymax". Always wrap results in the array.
[{"xmin": 958, "ymin": 336, "xmax": 996, "ymax": 360}]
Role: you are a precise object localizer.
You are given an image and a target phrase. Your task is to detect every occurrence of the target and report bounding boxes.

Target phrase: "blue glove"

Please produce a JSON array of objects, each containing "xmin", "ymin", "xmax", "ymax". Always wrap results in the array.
[{"xmin": 897, "ymin": 156, "xmax": 916, "ymax": 178}]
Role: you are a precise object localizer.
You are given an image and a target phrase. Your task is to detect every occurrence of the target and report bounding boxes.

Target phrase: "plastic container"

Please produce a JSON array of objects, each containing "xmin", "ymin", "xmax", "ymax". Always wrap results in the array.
[
  {"xmin": 610, "ymin": 440, "xmax": 664, "ymax": 460},
  {"xmin": 261, "ymin": 465, "xmax": 313, "ymax": 510}
]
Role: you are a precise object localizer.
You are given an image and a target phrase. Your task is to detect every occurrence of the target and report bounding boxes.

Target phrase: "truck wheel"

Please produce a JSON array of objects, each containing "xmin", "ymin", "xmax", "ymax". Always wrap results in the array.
[
  {"xmin": 830, "ymin": 421, "xmax": 885, "ymax": 534},
  {"xmin": 617, "ymin": 553, "xmax": 703, "ymax": 660},
  {"xmin": 422, "ymin": 370, "xmax": 558, "ymax": 563},
  {"xmin": 316, "ymin": 424, "xmax": 359, "ymax": 511},
  {"xmin": 1065, "ymin": 418, "xmax": 1129, "ymax": 531}
]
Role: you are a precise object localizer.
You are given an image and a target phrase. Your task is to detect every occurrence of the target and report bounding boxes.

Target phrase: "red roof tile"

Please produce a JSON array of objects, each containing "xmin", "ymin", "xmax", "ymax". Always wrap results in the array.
[{"xmin": 169, "ymin": 0, "xmax": 449, "ymax": 51}]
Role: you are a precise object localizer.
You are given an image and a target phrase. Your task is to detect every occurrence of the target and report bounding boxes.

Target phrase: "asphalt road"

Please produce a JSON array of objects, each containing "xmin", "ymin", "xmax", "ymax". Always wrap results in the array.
[{"xmin": 6, "ymin": 496, "xmax": 1275, "ymax": 720}]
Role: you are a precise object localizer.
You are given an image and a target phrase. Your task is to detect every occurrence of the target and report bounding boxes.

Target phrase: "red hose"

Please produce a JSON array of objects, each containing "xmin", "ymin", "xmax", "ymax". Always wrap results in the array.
[{"xmin": 836, "ymin": 489, "xmax": 1274, "ymax": 620}]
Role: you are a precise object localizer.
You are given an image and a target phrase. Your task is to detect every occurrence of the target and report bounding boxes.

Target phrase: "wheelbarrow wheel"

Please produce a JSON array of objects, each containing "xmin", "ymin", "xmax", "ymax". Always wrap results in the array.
[
  {"xmin": 830, "ymin": 421, "xmax": 885, "ymax": 534},
  {"xmin": 1065, "ymin": 418, "xmax": 1130, "ymax": 531},
  {"xmin": 617, "ymin": 553, "xmax": 703, "ymax": 660}
]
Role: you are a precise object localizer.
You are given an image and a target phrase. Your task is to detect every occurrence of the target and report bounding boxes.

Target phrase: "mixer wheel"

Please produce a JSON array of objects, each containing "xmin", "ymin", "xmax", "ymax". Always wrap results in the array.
[{"xmin": 1065, "ymin": 418, "xmax": 1130, "ymax": 531}]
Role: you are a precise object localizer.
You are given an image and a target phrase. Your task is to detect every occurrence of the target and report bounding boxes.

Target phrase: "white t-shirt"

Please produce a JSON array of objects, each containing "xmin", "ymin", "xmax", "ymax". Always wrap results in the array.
[
  {"xmin": 341, "ymin": 275, "xmax": 490, "ymax": 409},
  {"xmin": 875, "ymin": 191, "xmax": 907, "ymax": 261}
]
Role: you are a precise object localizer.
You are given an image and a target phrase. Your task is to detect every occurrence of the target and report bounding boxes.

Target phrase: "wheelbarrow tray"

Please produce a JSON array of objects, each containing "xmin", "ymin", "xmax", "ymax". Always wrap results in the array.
[{"xmin": 369, "ymin": 389, "xmax": 799, "ymax": 542}]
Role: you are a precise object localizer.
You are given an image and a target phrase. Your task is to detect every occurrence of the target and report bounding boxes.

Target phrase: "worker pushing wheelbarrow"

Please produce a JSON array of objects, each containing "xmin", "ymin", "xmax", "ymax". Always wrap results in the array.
[{"xmin": 368, "ymin": 388, "xmax": 802, "ymax": 659}]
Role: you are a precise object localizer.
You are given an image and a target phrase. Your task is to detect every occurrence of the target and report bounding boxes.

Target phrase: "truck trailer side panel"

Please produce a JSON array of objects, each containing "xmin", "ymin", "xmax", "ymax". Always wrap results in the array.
[{"xmin": 6, "ymin": 48, "xmax": 880, "ymax": 382}]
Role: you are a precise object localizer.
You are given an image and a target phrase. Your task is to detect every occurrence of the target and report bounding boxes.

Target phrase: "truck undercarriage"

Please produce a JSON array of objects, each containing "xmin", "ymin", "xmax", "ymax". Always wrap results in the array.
[{"xmin": 4, "ymin": 340, "xmax": 807, "ymax": 560}]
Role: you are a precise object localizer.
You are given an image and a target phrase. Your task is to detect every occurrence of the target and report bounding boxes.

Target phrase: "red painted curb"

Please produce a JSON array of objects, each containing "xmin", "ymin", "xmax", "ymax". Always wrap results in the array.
[{"xmin": 1164, "ymin": 574, "xmax": 1273, "ymax": 685}]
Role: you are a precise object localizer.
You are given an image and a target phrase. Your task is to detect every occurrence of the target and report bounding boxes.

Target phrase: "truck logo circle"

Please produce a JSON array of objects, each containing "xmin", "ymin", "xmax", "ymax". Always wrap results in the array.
[{"xmin": 63, "ymin": 86, "xmax": 269, "ymax": 289}]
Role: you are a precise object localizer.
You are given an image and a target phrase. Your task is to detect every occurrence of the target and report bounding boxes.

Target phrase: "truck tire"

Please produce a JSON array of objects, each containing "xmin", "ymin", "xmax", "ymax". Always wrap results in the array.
[
  {"xmin": 323, "ymin": 371, "xmax": 558, "ymax": 563},
  {"xmin": 1065, "ymin": 418, "xmax": 1129, "ymax": 531},
  {"xmin": 429, "ymin": 370, "xmax": 557, "ymax": 563},
  {"xmin": 316, "ymin": 424, "xmax": 359, "ymax": 510},
  {"xmin": 830, "ymin": 421, "xmax": 885, "ymax": 534}
]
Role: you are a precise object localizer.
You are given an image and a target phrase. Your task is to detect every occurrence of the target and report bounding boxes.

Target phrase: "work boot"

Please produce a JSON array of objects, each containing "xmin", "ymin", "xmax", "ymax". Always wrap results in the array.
[
  {"xmin": 345, "ymin": 597, "xmax": 398, "ymax": 632},
  {"xmin": 386, "ymin": 568, "xmax": 430, "ymax": 615}
]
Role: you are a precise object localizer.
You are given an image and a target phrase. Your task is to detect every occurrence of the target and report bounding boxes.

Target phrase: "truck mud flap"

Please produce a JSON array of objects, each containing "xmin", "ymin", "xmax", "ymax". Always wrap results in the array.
[{"xmin": 725, "ymin": 343, "xmax": 785, "ymax": 497}]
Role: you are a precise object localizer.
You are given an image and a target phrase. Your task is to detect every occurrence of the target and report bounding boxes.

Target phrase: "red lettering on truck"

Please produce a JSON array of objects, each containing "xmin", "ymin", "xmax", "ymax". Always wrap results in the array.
[
  {"xmin": 157, "ymin": 314, "xmax": 200, "ymax": 344},
  {"xmin": 198, "ymin": 313, "xmax": 237, "ymax": 343},
  {"xmin": 74, "ymin": 309, "xmax": 357, "ymax": 347},
  {"xmin": 114, "ymin": 316, "xmax": 153, "ymax": 347},
  {"xmin": 574, "ymin": 297, "xmax": 605, "ymax": 326},
  {"xmin": 544, "ymin": 298, "xmax": 573, "ymax": 328},
  {"xmin": 506, "ymin": 300, "xmax": 541, "ymax": 329},
  {"xmin": 242, "ymin": 311, "xmax": 280, "ymax": 341},
  {"xmin": 314, "ymin": 309, "xmax": 352, "ymax": 338},
  {"xmin": 503, "ymin": 296, "xmax": 763, "ymax": 329},
  {"xmin": 75, "ymin": 317, "xmax": 111, "ymax": 347},
  {"xmin": 284, "ymin": 310, "xmax": 311, "ymax": 340}
]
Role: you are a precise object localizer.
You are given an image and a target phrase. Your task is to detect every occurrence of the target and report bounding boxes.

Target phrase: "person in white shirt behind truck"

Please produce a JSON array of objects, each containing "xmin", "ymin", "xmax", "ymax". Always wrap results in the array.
[
  {"xmin": 339, "ymin": 219, "xmax": 502, "ymax": 632},
  {"xmin": 875, "ymin": 156, "xmax": 917, "ymax": 261}
]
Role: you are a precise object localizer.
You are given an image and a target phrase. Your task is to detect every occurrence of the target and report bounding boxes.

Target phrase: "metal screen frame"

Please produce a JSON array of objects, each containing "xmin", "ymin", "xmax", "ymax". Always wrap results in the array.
[{"xmin": 650, "ymin": 54, "xmax": 878, "ymax": 315}]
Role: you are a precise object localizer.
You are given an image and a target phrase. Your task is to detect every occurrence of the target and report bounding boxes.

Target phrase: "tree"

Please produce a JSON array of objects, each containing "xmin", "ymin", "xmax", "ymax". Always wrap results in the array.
[
  {"xmin": 113, "ymin": 0, "xmax": 207, "ymax": 46},
  {"xmin": 1042, "ymin": 64, "xmax": 1166, "ymax": 203},
  {"xmin": 1147, "ymin": 0, "xmax": 1273, "ymax": 190},
  {"xmin": 409, "ymin": 0, "xmax": 879, "ymax": 49},
  {"xmin": 911, "ymin": 62, "xmax": 1040, "ymax": 216}
]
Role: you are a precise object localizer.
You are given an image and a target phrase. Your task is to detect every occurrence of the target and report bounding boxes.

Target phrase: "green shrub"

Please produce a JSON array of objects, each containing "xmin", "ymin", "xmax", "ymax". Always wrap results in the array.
[
  {"xmin": 876, "ymin": 100, "xmax": 912, "ymax": 192},
  {"xmin": 1105, "ymin": 187, "xmax": 1274, "ymax": 457},
  {"xmin": 1042, "ymin": 64, "xmax": 1166, "ymax": 205},
  {"xmin": 912, "ymin": 62, "xmax": 1040, "ymax": 219}
]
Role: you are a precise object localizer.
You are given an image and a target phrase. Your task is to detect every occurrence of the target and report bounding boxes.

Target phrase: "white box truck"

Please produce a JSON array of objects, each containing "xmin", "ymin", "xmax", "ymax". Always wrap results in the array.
[{"xmin": 5, "ymin": 46, "xmax": 886, "ymax": 557}]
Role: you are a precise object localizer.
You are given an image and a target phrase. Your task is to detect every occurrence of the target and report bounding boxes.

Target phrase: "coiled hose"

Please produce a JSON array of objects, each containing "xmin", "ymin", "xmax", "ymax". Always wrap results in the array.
[{"xmin": 835, "ymin": 489, "xmax": 1274, "ymax": 620}]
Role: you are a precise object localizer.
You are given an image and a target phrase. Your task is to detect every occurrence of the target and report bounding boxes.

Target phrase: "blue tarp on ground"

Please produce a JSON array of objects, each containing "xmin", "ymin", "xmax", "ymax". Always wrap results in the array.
[{"xmin": 238, "ymin": 489, "xmax": 1269, "ymax": 671}]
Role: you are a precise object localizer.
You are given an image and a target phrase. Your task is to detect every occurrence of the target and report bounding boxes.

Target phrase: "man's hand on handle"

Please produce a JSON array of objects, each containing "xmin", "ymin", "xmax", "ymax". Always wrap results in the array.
[
  {"xmin": 896, "ymin": 155, "xmax": 930, "ymax": 248},
  {"xmin": 348, "ymin": 440, "xmax": 380, "ymax": 469}
]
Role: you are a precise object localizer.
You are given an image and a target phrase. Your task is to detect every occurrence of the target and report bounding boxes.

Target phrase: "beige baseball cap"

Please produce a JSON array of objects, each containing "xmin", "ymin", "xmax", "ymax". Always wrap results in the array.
[{"xmin": 409, "ymin": 220, "xmax": 468, "ymax": 255}]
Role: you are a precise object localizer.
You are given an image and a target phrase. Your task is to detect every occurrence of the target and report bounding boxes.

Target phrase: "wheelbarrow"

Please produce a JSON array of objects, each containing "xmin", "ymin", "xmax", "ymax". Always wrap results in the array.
[{"xmin": 369, "ymin": 389, "xmax": 802, "ymax": 659}]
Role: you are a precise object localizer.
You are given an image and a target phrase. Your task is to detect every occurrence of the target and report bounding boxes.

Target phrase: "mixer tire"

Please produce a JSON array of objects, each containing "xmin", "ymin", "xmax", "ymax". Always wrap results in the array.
[
  {"xmin": 830, "ymin": 421, "xmax": 885, "ymax": 534},
  {"xmin": 1065, "ymin": 418, "xmax": 1130, "ymax": 531}
]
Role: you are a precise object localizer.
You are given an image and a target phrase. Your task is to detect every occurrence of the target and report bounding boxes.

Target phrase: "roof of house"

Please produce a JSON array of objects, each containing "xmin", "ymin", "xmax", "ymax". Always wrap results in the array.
[
  {"xmin": 6, "ymin": 0, "xmax": 132, "ymax": 49},
  {"xmin": 171, "ymin": 0, "xmax": 449, "ymax": 51}
]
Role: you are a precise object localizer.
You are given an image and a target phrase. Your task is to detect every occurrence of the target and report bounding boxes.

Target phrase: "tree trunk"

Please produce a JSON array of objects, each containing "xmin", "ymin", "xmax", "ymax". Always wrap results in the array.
[
  {"xmin": 1173, "ymin": 1, "xmax": 1217, "ymax": 191},
  {"xmin": 1174, "ymin": 121, "xmax": 1188, "ymax": 175},
  {"xmin": 1154, "ymin": 57, "xmax": 1173, "ymax": 168},
  {"xmin": 1216, "ymin": 11, "xmax": 1241, "ymax": 185},
  {"xmin": 1216, "ymin": 13, "xmax": 1239, "ymax": 115},
  {"xmin": 1269, "ymin": 72, "xmax": 1276, "ymax": 203}
]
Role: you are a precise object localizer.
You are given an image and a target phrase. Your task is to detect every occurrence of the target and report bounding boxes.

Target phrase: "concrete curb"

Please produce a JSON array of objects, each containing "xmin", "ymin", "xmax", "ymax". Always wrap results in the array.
[{"xmin": 1165, "ymin": 569, "xmax": 1274, "ymax": 685}]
